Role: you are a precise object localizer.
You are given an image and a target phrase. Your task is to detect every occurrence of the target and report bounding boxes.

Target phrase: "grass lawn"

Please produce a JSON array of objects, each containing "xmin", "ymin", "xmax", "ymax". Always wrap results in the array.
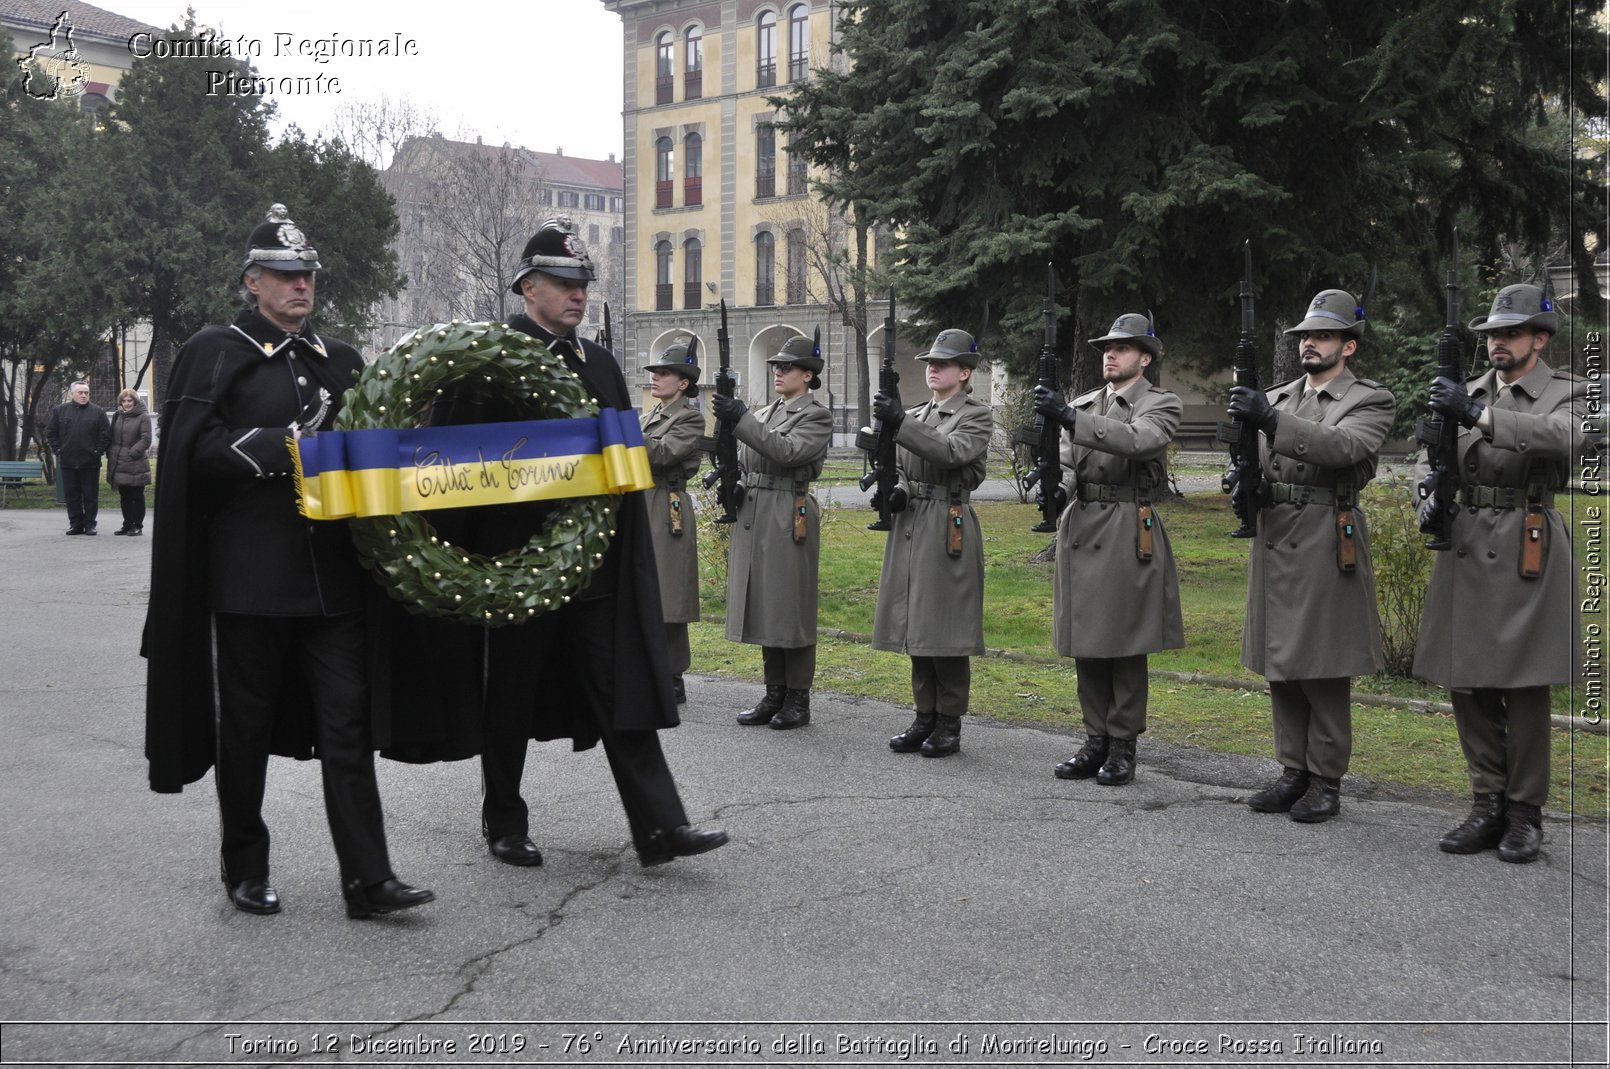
[{"xmin": 693, "ymin": 493, "xmax": 1608, "ymax": 817}]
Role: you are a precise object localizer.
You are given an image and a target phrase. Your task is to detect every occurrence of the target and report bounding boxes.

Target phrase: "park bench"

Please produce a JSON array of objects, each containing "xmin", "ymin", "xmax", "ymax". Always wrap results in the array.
[{"xmin": 0, "ymin": 460, "xmax": 45, "ymax": 506}]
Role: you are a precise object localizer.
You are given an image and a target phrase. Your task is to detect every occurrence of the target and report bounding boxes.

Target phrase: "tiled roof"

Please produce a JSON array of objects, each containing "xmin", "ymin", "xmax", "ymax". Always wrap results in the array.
[
  {"xmin": 0, "ymin": 0, "xmax": 160, "ymax": 43},
  {"xmin": 396, "ymin": 136, "xmax": 622, "ymax": 192}
]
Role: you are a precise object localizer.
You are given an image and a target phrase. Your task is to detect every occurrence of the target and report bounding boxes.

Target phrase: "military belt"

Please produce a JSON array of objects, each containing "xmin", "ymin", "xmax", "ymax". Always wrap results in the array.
[
  {"xmin": 1265, "ymin": 481, "xmax": 1335, "ymax": 506},
  {"xmin": 1076, "ymin": 483, "xmax": 1141, "ymax": 504},
  {"xmin": 907, "ymin": 480, "xmax": 969, "ymax": 503},
  {"xmin": 744, "ymin": 473, "xmax": 805, "ymax": 493},
  {"xmin": 1458, "ymin": 485, "xmax": 1555, "ymax": 510}
]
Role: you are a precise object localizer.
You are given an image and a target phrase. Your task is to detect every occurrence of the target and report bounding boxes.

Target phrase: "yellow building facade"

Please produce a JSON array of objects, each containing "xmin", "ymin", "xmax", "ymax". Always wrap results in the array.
[{"xmin": 603, "ymin": 0, "xmax": 915, "ymax": 440}]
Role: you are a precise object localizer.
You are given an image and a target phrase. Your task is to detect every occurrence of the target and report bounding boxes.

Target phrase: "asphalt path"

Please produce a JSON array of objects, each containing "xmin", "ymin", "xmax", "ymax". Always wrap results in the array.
[{"xmin": 0, "ymin": 505, "xmax": 1604, "ymax": 1068}]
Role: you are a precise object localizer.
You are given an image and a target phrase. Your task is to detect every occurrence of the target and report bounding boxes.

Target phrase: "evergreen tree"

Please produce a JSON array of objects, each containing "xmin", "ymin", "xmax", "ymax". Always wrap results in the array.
[{"xmin": 782, "ymin": 0, "xmax": 1605, "ymax": 381}]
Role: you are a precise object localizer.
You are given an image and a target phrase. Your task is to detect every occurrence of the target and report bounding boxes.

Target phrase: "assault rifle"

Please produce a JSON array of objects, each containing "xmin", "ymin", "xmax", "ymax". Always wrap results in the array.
[
  {"xmin": 857, "ymin": 288, "xmax": 900, "ymax": 532},
  {"xmin": 700, "ymin": 300, "xmax": 744, "ymax": 523},
  {"xmin": 597, "ymin": 303, "xmax": 613, "ymax": 354},
  {"xmin": 1216, "ymin": 241, "xmax": 1263, "ymax": 538},
  {"xmin": 1016, "ymin": 264, "xmax": 1062, "ymax": 533},
  {"xmin": 1416, "ymin": 229, "xmax": 1463, "ymax": 550}
]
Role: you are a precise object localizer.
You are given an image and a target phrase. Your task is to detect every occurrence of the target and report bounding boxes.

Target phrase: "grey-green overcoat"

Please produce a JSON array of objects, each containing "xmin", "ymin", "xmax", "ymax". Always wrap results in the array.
[
  {"xmin": 725, "ymin": 394, "xmax": 832, "ymax": 647},
  {"xmin": 640, "ymin": 397, "xmax": 704, "ymax": 623},
  {"xmin": 872, "ymin": 392, "xmax": 993, "ymax": 657},
  {"xmin": 1052, "ymin": 378, "xmax": 1185, "ymax": 658},
  {"xmin": 1412, "ymin": 360, "xmax": 1587, "ymax": 688},
  {"xmin": 1241, "ymin": 368, "xmax": 1395, "ymax": 680}
]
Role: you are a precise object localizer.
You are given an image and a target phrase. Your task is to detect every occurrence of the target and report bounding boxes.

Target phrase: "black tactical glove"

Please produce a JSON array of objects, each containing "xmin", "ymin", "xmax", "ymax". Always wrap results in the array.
[
  {"xmin": 1033, "ymin": 385, "xmax": 1076, "ymax": 431},
  {"xmin": 710, "ymin": 393, "xmax": 747, "ymax": 425},
  {"xmin": 872, "ymin": 392, "xmax": 905, "ymax": 431},
  {"xmin": 1429, "ymin": 376, "xmax": 1483, "ymax": 429},
  {"xmin": 869, "ymin": 485, "xmax": 909, "ymax": 514},
  {"xmin": 1035, "ymin": 481, "xmax": 1068, "ymax": 516},
  {"xmin": 1228, "ymin": 386, "xmax": 1279, "ymax": 434}
]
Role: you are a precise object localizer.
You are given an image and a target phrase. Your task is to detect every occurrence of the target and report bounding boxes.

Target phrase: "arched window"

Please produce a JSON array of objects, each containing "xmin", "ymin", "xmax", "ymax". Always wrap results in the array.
[
  {"xmin": 787, "ymin": 4, "xmax": 809, "ymax": 82},
  {"xmin": 684, "ymin": 25, "xmax": 703, "ymax": 99},
  {"xmin": 683, "ymin": 237, "xmax": 703, "ymax": 310},
  {"xmin": 755, "ymin": 232, "xmax": 775, "ymax": 306},
  {"xmin": 684, "ymin": 132, "xmax": 703, "ymax": 206},
  {"xmin": 757, "ymin": 11, "xmax": 777, "ymax": 88},
  {"xmin": 655, "ymin": 136, "xmax": 674, "ymax": 209},
  {"xmin": 786, "ymin": 227, "xmax": 807, "ymax": 304},
  {"xmin": 655, "ymin": 240, "xmax": 674, "ymax": 310},
  {"xmin": 655, "ymin": 32, "xmax": 674, "ymax": 104}
]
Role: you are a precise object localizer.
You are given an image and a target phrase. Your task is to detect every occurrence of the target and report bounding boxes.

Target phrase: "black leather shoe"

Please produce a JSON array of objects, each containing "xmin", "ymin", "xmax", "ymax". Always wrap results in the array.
[
  {"xmin": 889, "ymin": 712, "xmax": 937, "ymax": 753},
  {"xmin": 1054, "ymin": 736, "xmax": 1109, "ymax": 779},
  {"xmin": 344, "ymin": 877, "xmax": 435, "ymax": 918},
  {"xmin": 1497, "ymin": 801, "xmax": 1543, "ymax": 863},
  {"xmin": 488, "ymin": 834, "xmax": 544, "ymax": 866},
  {"xmin": 1290, "ymin": 775, "xmax": 1341, "ymax": 823},
  {"xmin": 737, "ymin": 684, "xmax": 785, "ymax": 725},
  {"xmin": 1095, "ymin": 737, "xmax": 1135, "ymax": 785},
  {"xmin": 84, "ymin": 525, "xmax": 97, "ymax": 535},
  {"xmin": 1439, "ymin": 792, "xmax": 1507, "ymax": 854},
  {"xmin": 226, "ymin": 878, "xmax": 281, "ymax": 915},
  {"xmin": 1247, "ymin": 767, "xmax": 1310, "ymax": 812},
  {"xmin": 127, "ymin": 526, "xmax": 142, "ymax": 536},
  {"xmin": 672, "ymin": 674, "xmax": 686, "ymax": 704},
  {"xmin": 769, "ymin": 688, "xmax": 811, "ymax": 729},
  {"xmin": 65, "ymin": 527, "xmax": 85, "ymax": 536},
  {"xmin": 113, "ymin": 526, "xmax": 130, "ymax": 536},
  {"xmin": 639, "ymin": 824, "xmax": 730, "ymax": 867},
  {"xmin": 920, "ymin": 714, "xmax": 961, "ymax": 757}
]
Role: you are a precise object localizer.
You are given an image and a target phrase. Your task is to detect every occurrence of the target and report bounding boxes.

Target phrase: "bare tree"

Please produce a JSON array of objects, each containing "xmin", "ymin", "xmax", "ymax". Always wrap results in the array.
[{"xmin": 328, "ymin": 94, "xmax": 439, "ymax": 170}]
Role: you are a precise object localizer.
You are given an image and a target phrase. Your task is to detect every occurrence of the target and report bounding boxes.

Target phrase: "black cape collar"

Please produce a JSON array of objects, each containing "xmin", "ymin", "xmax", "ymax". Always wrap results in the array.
[{"xmin": 230, "ymin": 308, "xmax": 329, "ymax": 360}]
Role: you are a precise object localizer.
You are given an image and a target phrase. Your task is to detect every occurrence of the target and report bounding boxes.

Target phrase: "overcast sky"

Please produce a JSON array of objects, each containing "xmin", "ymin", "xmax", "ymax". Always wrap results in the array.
[{"xmin": 107, "ymin": 0, "xmax": 627, "ymax": 161}]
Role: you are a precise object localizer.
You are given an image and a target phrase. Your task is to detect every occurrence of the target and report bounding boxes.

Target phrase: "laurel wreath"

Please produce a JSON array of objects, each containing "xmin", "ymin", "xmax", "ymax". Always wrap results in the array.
[{"xmin": 338, "ymin": 319, "xmax": 617, "ymax": 626}]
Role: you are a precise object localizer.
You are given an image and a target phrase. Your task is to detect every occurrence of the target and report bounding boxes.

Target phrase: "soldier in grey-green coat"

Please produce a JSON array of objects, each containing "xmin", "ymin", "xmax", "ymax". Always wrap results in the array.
[
  {"xmin": 640, "ymin": 339, "xmax": 706, "ymax": 704},
  {"xmin": 1034, "ymin": 313, "xmax": 1184, "ymax": 785},
  {"xmin": 1413, "ymin": 283, "xmax": 1588, "ymax": 864},
  {"xmin": 710, "ymin": 334, "xmax": 833, "ymax": 729},
  {"xmin": 1228, "ymin": 288, "xmax": 1396, "ymax": 824},
  {"xmin": 871, "ymin": 329, "xmax": 994, "ymax": 758}
]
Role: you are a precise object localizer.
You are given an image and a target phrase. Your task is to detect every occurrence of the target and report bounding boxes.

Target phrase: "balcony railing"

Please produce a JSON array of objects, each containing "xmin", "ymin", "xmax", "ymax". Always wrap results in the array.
[
  {"xmin": 684, "ymin": 284, "xmax": 701, "ymax": 310},
  {"xmin": 684, "ymin": 176, "xmax": 702, "ymax": 206},
  {"xmin": 755, "ymin": 171, "xmax": 775, "ymax": 199},
  {"xmin": 656, "ymin": 75, "xmax": 673, "ymax": 105},
  {"xmin": 756, "ymin": 283, "xmax": 775, "ymax": 307},
  {"xmin": 757, "ymin": 60, "xmax": 776, "ymax": 88},
  {"xmin": 655, "ymin": 180, "xmax": 673, "ymax": 209},
  {"xmin": 684, "ymin": 70, "xmax": 702, "ymax": 99},
  {"xmin": 788, "ymin": 54, "xmax": 808, "ymax": 82},
  {"xmin": 655, "ymin": 284, "xmax": 674, "ymax": 311},
  {"xmin": 786, "ymin": 167, "xmax": 807, "ymax": 196}
]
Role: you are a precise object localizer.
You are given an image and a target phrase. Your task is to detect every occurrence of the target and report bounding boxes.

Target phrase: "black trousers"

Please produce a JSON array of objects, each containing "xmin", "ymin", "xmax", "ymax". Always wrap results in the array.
[
  {"xmin": 481, "ymin": 597, "xmax": 688, "ymax": 851},
  {"xmin": 213, "ymin": 611, "xmax": 393, "ymax": 888},
  {"xmin": 117, "ymin": 484, "xmax": 146, "ymax": 530},
  {"xmin": 59, "ymin": 462, "xmax": 100, "ymax": 529}
]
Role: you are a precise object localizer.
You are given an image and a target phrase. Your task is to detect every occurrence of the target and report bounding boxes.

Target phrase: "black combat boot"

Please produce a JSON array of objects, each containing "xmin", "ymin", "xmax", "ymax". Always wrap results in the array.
[
  {"xmin": 769, "ymin": 688, "xmax": 811, "ymax": 729},
  {"xmin": 1289, "ymin": 775, "xmax": 1341, "ymax": 823},
  {"xmin": 889, "ymin": 711, "xmax": 937, "ymax": 753},
  {"xmin": 1096, "ymin": 737, "xmax": 1136, "ymax": 785},
  {"xmin": 1053, "ymin": 736, "xmax": 1109, "ymax": 779},
  {"xmin": 1497, "ymin": 801, "xmax": 1543, "ymax": 864},
  {"xmin": 1247, "ymin": 767, "xmax": 1310, "ymax": 813},
  {"xmin": 920, "ymin": 715, "xmax": 961, "ymax": 757},
  {"xmin": 736, "ymin": 684, "xmax": 785, "ymax": 726},
  {"xmin": 672, "ymin": 674, "xmax": 686, "ymax": 704},
  {"xmin": 1438, "ymin": 792, "xmax": 1507, "ymax": 854}
]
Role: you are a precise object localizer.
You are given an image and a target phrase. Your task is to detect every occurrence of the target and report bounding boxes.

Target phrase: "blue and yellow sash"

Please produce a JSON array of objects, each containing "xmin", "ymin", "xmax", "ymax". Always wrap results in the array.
[{"xmin": 292, "ymin": 410, "xmax": 655, "ymax": 520}]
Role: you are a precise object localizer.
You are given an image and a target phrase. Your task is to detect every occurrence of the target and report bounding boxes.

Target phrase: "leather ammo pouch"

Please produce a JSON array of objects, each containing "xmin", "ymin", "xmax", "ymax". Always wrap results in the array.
[
  {"xmin": 793, "ymin": 474, "xmax": 809, "ymax": 544},
  {"xmin": 668, "ymin": 488, "xmax": 684, "ymax": 536},
  {"xmin": 1135, "ymin": 502, "xmax": 1155, "ymax": 562},
  {"xmin": 947, "ymin": 504, "xmax": 964, "ymax": 557},
  {"xmin": 1333, "ymin": 479, "xmax": 1357, "ymax": 573},
  {"xmin": 1520, "ymin": 503, "xmax": 1546, "ymax": 579}
]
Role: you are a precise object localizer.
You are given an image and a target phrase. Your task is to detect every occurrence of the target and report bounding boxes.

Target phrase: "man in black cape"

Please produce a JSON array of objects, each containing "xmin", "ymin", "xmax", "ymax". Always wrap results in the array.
[
  {"xmin": 395, "ymin": 216, "xmax": 728, "ymax": 869},
  {"xmin": 143, "ymin": 204, "xmax": 434, "ymax": 919}
]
